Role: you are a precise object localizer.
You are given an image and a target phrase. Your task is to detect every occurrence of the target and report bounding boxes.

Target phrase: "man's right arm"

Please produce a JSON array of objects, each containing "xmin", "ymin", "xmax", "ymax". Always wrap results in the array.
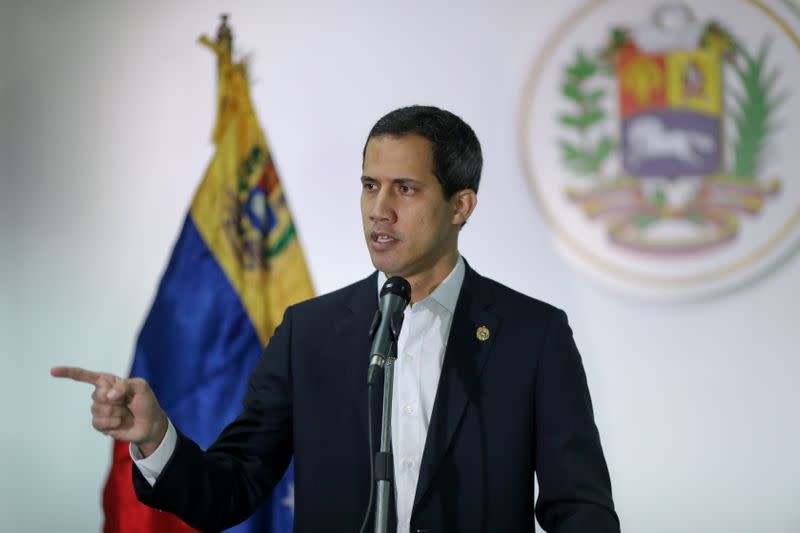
[{"xmin": 51, "ymin": 306, "xmax": 297, "ymax": 532}]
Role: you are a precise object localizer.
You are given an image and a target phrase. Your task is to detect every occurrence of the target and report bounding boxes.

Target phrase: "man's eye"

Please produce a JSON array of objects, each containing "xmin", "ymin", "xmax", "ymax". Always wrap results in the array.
[{"xmin": 399, "ymin": 185, "xmax": 412, "ymax": 194}]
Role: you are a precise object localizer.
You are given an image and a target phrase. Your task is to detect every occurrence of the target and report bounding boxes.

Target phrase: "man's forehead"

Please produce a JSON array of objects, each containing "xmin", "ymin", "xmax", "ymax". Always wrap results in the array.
[{"xmin": 364, "ymin": 136, "xmax": 433, "ymax": 165}]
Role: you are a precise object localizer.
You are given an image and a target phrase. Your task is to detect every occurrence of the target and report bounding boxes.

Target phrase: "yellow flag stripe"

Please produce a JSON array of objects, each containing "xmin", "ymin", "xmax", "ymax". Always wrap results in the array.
[{"xmin": 192, "ymin": 36, "xmax": 314, "ymax": 345}]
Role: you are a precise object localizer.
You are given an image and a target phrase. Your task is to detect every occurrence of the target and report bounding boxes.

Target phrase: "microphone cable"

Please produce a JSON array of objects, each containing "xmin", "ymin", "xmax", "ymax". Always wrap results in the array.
[{"xmin": 358, "ymin": 381, "xmax": 378, "ymax": 533}]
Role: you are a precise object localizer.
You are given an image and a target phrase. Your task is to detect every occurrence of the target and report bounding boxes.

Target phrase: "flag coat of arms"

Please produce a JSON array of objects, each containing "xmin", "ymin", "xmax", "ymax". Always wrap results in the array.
[{"xmin": 102, "ymin": 19, "xmax": 313, "ymax": 532}]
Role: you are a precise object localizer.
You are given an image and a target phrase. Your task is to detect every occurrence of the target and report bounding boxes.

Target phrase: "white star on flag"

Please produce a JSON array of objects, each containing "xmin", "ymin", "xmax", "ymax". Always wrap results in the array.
[{"xmin": 280, "ymin": 482, "xmax": 295, "ymax": 515}]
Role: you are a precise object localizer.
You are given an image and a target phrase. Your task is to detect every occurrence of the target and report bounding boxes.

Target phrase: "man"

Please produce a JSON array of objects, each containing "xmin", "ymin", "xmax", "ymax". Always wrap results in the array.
[{"xmin": 53, "ymin": 105, "xmax": 619, "ymax": 532}]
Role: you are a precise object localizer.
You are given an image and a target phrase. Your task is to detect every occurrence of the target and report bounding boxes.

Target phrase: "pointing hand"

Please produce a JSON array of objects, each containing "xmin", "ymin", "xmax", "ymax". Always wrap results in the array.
[{"xmin": 51, "ymin": 366, "xmax": 168, "ymax": 457}]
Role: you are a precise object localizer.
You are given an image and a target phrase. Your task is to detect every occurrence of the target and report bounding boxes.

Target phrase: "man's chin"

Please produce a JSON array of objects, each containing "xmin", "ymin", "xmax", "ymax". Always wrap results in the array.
[
  {"xmin": 370, "ymin": 259, "xmax": 391, "ymax": 275},
  {"xmin": 369, "ymin": 255, "xmax": 400, "ymax": 277}
]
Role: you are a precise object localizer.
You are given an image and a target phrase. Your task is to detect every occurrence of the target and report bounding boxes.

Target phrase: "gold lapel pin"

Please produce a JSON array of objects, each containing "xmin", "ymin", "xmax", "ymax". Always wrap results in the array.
[{"xmin": 476, "ymin": 326, "xmax": 490, "ymax": 342}]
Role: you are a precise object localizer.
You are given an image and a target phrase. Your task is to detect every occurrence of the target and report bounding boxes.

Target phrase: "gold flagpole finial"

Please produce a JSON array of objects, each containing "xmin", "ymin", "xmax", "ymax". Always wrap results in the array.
[{"xmin": 217, "ymin": 14, "xmax": 233, "ymax": 53}]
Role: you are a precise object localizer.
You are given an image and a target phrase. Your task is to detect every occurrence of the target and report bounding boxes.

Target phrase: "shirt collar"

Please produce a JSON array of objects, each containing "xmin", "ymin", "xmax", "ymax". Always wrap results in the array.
[{"xmin": 376, "ymin": 255, "xmax": 465, "ymax": 314}]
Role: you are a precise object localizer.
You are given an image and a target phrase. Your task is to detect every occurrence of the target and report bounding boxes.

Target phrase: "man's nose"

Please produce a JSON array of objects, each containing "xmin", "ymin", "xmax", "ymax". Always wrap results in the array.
[{"xmin": 369, "ymin": 189, "xmax": 396, "ymax": 222}]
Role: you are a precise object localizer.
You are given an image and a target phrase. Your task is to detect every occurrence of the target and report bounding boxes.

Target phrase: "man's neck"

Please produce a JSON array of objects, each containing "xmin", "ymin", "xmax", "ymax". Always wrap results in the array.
[{"xmin": 404, "ymin": 252, "xmax": 460, "ymax": 304}]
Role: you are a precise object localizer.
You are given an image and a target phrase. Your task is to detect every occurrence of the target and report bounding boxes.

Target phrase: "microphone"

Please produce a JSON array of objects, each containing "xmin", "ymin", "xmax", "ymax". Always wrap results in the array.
[{"xmin": 367, "ymin": 276, "xmax": 411, "ymax": 385}]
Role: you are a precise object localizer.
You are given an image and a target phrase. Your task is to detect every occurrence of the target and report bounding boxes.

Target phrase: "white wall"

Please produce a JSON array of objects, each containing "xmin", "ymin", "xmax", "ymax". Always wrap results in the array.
[{"xmin": 2, "ymin": 0, "xmax": 799, "ymax": 531}]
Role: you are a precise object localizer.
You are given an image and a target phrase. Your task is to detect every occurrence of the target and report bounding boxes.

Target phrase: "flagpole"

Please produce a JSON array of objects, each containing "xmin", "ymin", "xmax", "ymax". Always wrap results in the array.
[{"xmin": 216, "ymin": 14, "xmax": 232, "ymax": 53}]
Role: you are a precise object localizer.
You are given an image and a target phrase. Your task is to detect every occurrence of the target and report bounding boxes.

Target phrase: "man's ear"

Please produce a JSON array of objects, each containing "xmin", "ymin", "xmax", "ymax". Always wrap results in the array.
[{"xmin": 451, "ymin": 189, "xmax": 478, "ymax": 226}]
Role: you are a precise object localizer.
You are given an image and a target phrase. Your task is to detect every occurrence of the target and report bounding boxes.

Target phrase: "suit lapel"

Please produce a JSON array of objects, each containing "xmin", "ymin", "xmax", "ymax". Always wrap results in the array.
[
  {"xmin": 412, "ymin": 264, "xmax": 499, "ymax": 513},
  {"xmin": 334, "ymin": 272, "xmax": 381, "ymax": 448}
]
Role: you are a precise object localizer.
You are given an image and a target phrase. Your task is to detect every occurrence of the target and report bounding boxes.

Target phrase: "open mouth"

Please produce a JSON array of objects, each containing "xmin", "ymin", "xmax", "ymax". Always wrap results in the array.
[{"xmin": 370, "ymin": 231, "xmax": 400, "ymax": 248}]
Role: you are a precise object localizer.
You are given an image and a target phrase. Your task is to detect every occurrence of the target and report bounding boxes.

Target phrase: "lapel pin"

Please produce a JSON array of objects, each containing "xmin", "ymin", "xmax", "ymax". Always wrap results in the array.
[{"xmin": 476, "ymin": 326, "xmax": 490, "ymax": 342}]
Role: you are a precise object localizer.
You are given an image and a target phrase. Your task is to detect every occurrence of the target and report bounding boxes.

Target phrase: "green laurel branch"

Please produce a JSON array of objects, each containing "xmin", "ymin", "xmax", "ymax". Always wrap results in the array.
[
  {"xmin": 558, "ymin": 49, "xmax": 613, "ymax": 176},
  {"xmin": 728, "ymin": 38, "xmax": 785, "ymax": 180}
]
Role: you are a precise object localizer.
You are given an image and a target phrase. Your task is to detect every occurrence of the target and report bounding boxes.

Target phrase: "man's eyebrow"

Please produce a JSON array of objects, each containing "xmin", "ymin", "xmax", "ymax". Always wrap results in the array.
[
  {"xmin": 392, "ymin": 177, "xmax": 421, "ymax": 185},
  {"xmin": 360, "ymin": 175, "xmax": 422, "ymax": 185}
]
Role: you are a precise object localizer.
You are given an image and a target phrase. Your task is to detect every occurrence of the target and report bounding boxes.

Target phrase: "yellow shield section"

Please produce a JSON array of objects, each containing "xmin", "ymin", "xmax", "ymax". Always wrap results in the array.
[{"xmin": 665, "ymin": 49, "xmax": 722, "ymax": 116}]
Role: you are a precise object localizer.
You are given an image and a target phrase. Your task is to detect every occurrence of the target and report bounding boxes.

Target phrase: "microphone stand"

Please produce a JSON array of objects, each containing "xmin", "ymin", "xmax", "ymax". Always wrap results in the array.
[
  {"xmin": 374, "ymin": 344, "xmax": 396, "ymax": 533},
  {"xmin": 368, "ymin": 311, "xmax": 403, "ymax": 533}
]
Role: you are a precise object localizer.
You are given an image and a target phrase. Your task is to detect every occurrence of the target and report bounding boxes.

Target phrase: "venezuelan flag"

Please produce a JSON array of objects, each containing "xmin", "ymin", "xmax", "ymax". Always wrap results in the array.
[{"xmin": 102, "ymin": 20, "xmax": 313, "ymax": 533}]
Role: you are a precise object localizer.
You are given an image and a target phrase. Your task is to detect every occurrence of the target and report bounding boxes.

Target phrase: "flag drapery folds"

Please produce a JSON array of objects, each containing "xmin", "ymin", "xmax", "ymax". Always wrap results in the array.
[{"xmin": 102, "ymin": 17, "xmax": 313, "ymax": 533}]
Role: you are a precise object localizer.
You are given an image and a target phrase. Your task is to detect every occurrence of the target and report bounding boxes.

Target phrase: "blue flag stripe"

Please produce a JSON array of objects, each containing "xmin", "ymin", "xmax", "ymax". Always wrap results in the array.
[{"xmin": 130, "ymin": 215, "xmax": 293, "ymax": 532}]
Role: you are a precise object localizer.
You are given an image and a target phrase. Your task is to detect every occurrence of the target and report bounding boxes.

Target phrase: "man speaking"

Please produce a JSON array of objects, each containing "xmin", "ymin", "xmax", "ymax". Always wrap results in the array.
[{"xmin": 53, "ymin": 105, "xmax": 620, "ymax": 532}]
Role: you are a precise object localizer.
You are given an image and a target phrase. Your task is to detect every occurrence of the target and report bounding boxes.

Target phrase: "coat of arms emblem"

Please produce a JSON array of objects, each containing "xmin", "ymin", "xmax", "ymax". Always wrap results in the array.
[{"xmin": 520, "ymin": 1, "xmax": 800, "ymax": 299}]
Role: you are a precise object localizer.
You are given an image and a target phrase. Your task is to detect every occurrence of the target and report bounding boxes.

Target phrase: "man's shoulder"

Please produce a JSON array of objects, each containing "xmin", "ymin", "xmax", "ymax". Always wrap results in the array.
[
  {"xmin": 470, "ymin": 268, "xmax": 562, "ymax": 316},
  {"xmin": 468, "ymin": 271, "xmax": 573, "ymax": 347},
  {"xmin": 289, "ymin": 272, "xmax": 377, "ymax": 316}
]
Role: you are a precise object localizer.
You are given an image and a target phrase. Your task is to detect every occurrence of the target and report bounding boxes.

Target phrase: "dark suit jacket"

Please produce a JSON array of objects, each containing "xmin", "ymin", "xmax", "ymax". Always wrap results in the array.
[{"xmin": 134, "ymin": 262, "xmax": 619, "ymax": 532}]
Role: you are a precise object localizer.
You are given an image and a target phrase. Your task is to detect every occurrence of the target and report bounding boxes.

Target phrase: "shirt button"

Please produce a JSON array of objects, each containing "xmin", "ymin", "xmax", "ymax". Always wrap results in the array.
[
  {"xmin": 404, "ymin": 404, "xmax": 414, "ymax": 415},
  {"xmin": 403, "ymin": 459, "xmax": 414, "ymax": 470}
]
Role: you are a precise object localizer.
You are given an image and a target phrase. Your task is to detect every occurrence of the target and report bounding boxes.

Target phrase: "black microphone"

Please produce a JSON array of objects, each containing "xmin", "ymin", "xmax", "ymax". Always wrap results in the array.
[{"xmin": 367, "ymin": 276, "xmax": 411, "ymax": 385}]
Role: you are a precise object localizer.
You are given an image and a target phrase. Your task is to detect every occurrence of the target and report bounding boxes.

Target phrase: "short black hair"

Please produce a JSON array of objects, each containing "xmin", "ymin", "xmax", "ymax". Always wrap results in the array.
[{"xmin": 363, "ymin": 105, "xmax": 482, "ymax": 198}]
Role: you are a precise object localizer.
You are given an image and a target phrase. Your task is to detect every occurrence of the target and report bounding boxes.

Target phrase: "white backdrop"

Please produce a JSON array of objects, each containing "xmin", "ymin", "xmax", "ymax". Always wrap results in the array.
[{"xmin": 2, "ymin": 1, "xmax": 799, "ymax": 532}]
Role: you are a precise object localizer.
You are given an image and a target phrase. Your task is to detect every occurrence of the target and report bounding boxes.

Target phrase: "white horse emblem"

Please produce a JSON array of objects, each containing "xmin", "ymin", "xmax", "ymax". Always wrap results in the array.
[{"xmin": 627, "ymin": 115, "xmax": 716, "ymax": 170}]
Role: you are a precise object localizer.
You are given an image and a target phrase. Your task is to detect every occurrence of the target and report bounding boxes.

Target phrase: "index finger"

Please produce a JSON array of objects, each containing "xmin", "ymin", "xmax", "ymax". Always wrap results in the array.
[{"xmin": 50, "ymin": 366, "xmax": 103, "ymax": 385}]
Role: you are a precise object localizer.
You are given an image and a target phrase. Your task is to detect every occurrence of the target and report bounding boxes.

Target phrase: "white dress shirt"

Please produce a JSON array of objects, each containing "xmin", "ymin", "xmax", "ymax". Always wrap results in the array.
[
  {"xmin": 130, "ymin": 418, "xmax": 177, "ymax": 486},
  {"xmin": 132, "ymin": 256, "xmax": 466, "ymax": 533}
]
